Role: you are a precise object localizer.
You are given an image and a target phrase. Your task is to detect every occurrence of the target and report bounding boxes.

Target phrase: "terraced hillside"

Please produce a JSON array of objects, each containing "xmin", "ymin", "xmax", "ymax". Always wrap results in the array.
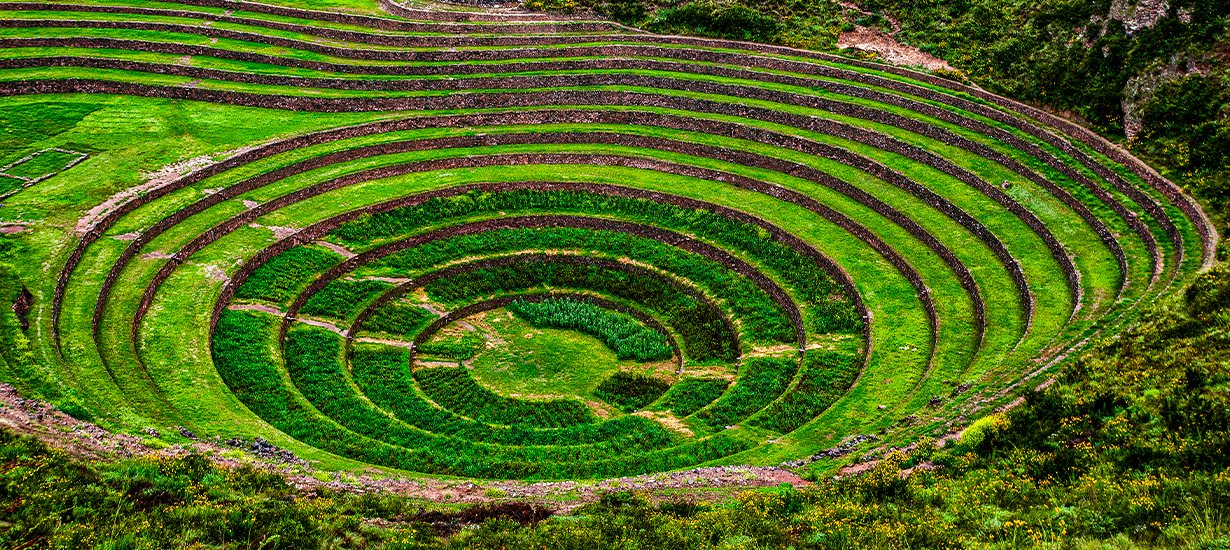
[{"xmin": 0, "ymin": 0, "xmax": 1217, "ymax": 478}]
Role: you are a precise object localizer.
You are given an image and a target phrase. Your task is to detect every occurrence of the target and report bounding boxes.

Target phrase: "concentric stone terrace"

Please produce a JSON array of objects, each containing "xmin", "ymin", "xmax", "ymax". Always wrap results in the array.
[{"xmin": 11, "ymin": 0, "xmax": 1214, "ymax": 477}]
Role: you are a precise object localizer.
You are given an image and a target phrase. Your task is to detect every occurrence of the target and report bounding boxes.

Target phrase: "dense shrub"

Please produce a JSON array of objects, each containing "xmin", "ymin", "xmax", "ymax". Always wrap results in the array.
[
  {"xmin": 507, "ymin": 297, "xmax": 673, "ymax": 362},
  {"xmin": 646, "ymin": 2, "xmax": 780, "ymax": 42},
  {"xmin": 593, "ymin": 371, "xmax": 672, "ymax": 412}
]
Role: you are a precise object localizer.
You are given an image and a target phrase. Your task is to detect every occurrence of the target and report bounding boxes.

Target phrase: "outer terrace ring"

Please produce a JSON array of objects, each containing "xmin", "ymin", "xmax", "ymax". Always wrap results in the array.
[{"xmin": 11, "ymin": 0, "xmax": 1216, "ymax": 478}]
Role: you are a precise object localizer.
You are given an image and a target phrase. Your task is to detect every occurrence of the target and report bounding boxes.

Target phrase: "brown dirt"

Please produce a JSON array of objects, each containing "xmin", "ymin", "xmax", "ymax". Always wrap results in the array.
[
  {"xmin": 835, "ymin": 27, "xmax": 956, "ymax": 72},
  {"xmin": 315, "ymin": 240, "xmax": 356, "ymax": 258},
  {"xmin": 0, "ymin": 225, "xmax": 27, "ymax": 234}
]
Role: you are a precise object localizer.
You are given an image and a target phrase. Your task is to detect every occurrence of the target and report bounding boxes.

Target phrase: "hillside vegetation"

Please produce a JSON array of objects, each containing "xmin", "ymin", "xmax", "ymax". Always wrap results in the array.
[{"xmin": 3, "ymin": 265, "xmax": 1228, "ymax": 548}]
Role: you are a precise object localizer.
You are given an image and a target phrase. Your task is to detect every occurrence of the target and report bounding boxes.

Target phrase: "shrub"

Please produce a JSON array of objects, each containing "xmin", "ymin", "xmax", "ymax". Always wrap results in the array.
[
  {"xmin": 959, "ymin": 413, "xmax": 1009, "ymax": 448},
  {"xmin": 646, "ymin": 1, "xmax": 781, "ymax": 42}
]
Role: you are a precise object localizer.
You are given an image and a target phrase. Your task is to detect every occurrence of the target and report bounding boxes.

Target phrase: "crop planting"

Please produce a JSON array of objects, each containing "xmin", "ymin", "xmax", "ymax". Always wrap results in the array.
[{"xmin": 0, "ymin": 0, "xmax": 1217, "ymax": 483}]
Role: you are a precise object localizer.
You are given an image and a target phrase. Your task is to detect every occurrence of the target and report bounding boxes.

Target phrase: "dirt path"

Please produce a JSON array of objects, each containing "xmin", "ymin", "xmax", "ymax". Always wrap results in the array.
[
  {"xmin": 315, "ymin": 240, "xmax": 356, "ymax": 258},
  {"xmin": 76, "ymin": 148, "xmax": 249, "ymax": 235}
]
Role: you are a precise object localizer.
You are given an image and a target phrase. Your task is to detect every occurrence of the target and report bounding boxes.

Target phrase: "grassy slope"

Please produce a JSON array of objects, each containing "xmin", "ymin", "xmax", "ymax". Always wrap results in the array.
[{"xmin": 1, "ymin": 265, "xmax": 1228, "ymax": 548}]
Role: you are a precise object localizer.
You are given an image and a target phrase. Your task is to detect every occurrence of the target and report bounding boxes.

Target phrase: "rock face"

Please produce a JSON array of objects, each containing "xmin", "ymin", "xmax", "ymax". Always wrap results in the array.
[{"xmin": 1108, "ymin": 0, "xmax": 1170, "ymax": 36}]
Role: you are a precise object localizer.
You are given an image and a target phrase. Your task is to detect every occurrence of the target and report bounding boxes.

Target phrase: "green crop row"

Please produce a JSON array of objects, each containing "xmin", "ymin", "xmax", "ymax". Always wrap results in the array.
[
  {"xmin": 651, "ymin": 376, "xmax": 730, "ymax": 417},
  {"xmin": 300, "ymin": 279, "xmax": 392, "ymax": 320},
  {"xmin": 506, "ymin": 297, "xmax": 673, "ymax": 362},
  {"xmin": 592, "ymin": 371, "xmax": 672, "ymax": 412},
  {"xmin": 234, "ymin": 246, "xmax": 343, "ymax": 306},
  {"xmin": 412, "ymin": 366, "xmax": 598, "ymax": 429},
  {"xmin": 214, "ymin": 316, "xmax": 685, "ymax": 473},
  {"xmin": 287, "ymin": 328, "xmax": 663, "ymax": 464},
  {"xmin": 367, "ymin": 226, "xmax": 791, "ymax": 346},
  {"xmin": 693, "ymin": 356, "xmax": 798, "ymax": 429},
  {"xmin": 358, "ymin": 300, "xmax": 435, "ymax": 338},
  {"xmin": 421, "ymin": 261, "xmax": 736, "ymax": 362},
  {"xmin": 749, "ymin": 350, "xmax": 862, "ymax": 434},
  {"xmin": 416, "ymin": 332, "xmax": 487, "ymax": 361}
]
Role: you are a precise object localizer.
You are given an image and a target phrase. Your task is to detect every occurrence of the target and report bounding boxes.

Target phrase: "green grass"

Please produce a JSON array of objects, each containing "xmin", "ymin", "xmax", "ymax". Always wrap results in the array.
[{"xmin": 2, "ymin": 149, "xmax": 82, "ymax": 179}]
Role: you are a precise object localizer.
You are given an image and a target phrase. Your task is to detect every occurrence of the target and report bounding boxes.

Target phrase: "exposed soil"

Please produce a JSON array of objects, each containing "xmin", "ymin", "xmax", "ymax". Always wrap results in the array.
[
  {"xmin": 835, "ymin": 27, "xmax": 956, "ymax": 72},
  {"xmin": 0, "ymin": 225, "xmax": 27, "ymax": 234},
  {"xmin": 0, "ymin": 383, "xmax": 809, "ymax": 512},
  {"xmin": 315, "ymin": 240, "xmax": 357, "ymax": 258}
]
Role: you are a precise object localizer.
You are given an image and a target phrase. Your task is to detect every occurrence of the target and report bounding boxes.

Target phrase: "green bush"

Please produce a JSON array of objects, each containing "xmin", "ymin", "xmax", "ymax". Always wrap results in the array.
[{"xmin": 646, "ymin": 1, "xmax": 780, "ymax": 42}]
